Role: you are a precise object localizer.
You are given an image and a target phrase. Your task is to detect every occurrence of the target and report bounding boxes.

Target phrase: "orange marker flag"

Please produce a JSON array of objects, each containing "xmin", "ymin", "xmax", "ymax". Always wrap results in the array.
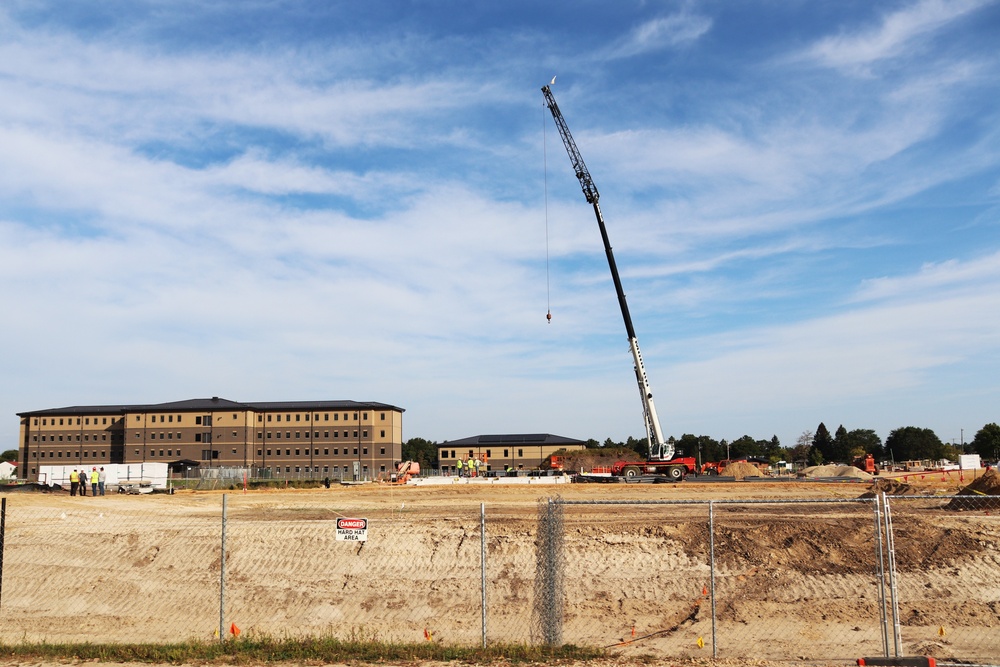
[
  {"xmin": 424, "ymin": 628, "xmax": 433, "ymax": 642},
  {"xmin": 230, "ymin": 623, "xmax": 241, "ymax": 637}
]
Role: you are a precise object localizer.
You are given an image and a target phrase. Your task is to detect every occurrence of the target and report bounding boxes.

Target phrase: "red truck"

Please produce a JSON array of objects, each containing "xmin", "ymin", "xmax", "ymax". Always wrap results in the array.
[{"xmin": 611, "ymin": 456, "xmax": 698, "ymax": 481}]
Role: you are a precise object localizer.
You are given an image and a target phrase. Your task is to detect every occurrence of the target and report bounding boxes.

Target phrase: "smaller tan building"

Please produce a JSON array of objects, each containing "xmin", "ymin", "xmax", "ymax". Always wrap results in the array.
[{"xmin": 437, "ymin": 434, "xmax": 585, "ymax": 474}]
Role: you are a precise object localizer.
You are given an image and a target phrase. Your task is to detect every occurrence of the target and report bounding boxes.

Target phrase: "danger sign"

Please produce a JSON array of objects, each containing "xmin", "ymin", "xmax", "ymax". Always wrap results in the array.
[{"xmin": 336, "ymin": 517, "xmax": 368, "ymax": 541}]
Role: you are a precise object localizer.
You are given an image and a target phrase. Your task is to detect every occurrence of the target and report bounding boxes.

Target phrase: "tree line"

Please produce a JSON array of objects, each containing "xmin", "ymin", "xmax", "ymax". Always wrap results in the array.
[{"xmin": 400, "ymin": 422, "xmax": 1000, "ymax": 470}]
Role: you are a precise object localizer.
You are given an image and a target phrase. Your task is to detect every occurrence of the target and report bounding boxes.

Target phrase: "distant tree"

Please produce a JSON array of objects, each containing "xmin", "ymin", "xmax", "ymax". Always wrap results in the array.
[
  {"xmin": 832, "ymin": 425, "xmax": 850, "ymax": 462},
  {"xmin": 729, "ymin": 435, "xmax": 761, "ymax": 459},
  {"xmin": 885, "ymin": 427, "xmax": 946, "ymax": 462},
  {"xmin": 789, "ymin": 444, "xmax": 811, "ymax": 465},
  {"xmin": 602, "ymin": 437, "xmax": 618, "ymax": 449},
  {"xmin": 402, "ymin": 437, "xmax": 439, "ymax": 471},
  {"xmin": 970, "ymin": 423, "xmax": 1000, "ymax": 461},
  {"xmin": 764, "ymin": 435, "xmax": 782, "ymax": 462},
  {"xmin": 1, "ymin": 450, "xmax": 17, "ymax": 463},
  {"xmin": 625, "ymin": 435, "xmax": 646, "ymax": 456},
  {"xmin": 585, "ymin": 438, "xmax": 601, "ymax": 449},
  {"xmin": 811, "ymin": 423, "xmax": 834, "ymax": 462},
  {"xmin": 837, "ymin": 429, "xmax": 883, "ymax": 461}
]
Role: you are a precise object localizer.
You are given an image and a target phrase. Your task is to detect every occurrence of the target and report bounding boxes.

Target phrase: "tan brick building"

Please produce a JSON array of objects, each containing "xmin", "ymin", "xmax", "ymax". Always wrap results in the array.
[
  {"xmin": 437, "ymin": 433, "xmax": 586, "ymax": 474},
  {"xmin": 17, "ymin": 397, "xmax": 404, "ymax": 481}
]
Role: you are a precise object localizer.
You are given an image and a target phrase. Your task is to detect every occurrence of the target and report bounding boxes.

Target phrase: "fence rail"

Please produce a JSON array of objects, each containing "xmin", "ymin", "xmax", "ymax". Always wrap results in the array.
[{"xmin": 0, "ymin": 492, "xmax": 996, "ymax": 665}]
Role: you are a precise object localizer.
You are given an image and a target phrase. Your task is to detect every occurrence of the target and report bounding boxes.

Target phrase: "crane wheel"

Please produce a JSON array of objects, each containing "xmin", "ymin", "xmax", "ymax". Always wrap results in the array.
[
  {"xmin": 622, "ymin": 466, "xmax": 641, "ymax": 479},
  {"xmin": 668, "ymin": 466, "xmax": 684, "ymax": 481}
]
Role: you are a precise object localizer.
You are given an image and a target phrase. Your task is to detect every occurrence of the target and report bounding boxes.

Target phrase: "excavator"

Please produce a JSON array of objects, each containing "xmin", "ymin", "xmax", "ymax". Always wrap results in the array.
[{"xmin": 542, "ymin": 83, "xmax": 694, "ymax": 481}]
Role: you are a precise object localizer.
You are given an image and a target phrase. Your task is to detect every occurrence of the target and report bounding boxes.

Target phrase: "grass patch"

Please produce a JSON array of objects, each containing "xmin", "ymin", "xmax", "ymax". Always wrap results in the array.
[{"xmin": 0, "ymin": 636, "xmax": 605, "ymax": 663}]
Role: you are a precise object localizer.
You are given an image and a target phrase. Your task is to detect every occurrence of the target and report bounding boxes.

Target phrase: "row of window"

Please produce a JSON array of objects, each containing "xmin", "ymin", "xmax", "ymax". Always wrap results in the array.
[
  {"xmin": 440, "ymin": 448, "xmax": 525, "ymax": 459},
  {"xmin": 128, "ymin": 429, "xmax": 389, "ymax": 441},
  {"xmin": 34, "ymin": 451, "xmax": 106, "ymax": 458},
  {"xmin": 33, "ymin": 417, "xmax": 119, "ymax": 427},
  {"xmin": 33, "ymin": 434, "xmax": 110, "ymax": 442},
  {"xmin": 35, "ymin": 411, "xmax": 393, "ymax": 428}
]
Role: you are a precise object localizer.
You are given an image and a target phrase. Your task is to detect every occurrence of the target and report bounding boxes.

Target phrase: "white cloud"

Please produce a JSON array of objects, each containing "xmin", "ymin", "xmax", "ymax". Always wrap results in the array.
[
  {"xmin": 805, "ymin": 0, "xmax": 990, "ymax": 72},
  {"xmin": 604, "ymin": 10, "xmax": 712, "ymax": 59}
]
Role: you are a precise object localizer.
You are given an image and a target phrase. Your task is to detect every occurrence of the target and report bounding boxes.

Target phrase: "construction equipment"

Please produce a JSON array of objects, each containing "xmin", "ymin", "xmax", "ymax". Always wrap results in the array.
[
  {"xmin": 854, "ymin": 454, "xmax": 878, "ymax": 474},
  {"xmin": 542, "ymin": 83, "xmax": 690, "ymax": 482},
  {"xmin": 389, "ymin": 461, "xmax": 420, "ymax": 484}
]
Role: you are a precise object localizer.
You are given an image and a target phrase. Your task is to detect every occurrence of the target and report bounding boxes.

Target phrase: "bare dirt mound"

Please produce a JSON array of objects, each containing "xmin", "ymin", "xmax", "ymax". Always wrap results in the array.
[
  {"xmin": 799, "ymin": 464, "xmax": 871, "ymax": 479},
  {"xmin": 720, "ymin": 461, "xmax": 763, "ymax": 480},
  {"xmin": 945, "ymin": 468, "xmax": 1000, "ymax": 510},
  {"xmin": 554, "ymin": 448, "xmax": 641, "ymax": 472},
  {"xmin": 859, "ymin": 477, "xmax": 919, "ymax": 498}
]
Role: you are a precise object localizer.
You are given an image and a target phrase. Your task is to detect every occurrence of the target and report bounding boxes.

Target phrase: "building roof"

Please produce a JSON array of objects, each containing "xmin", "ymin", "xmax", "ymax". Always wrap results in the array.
[
  {"xmin": 441, "ymin": 434, "xmax": 585, "ymax": 447},
  {"xmin": 18, "ymin": 397, "xmax": 404, "ymax": 417}
]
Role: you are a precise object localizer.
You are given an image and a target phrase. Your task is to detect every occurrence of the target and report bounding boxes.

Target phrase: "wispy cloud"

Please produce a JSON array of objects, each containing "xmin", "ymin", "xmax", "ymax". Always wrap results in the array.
[
  {"xmin": 603, "ymin": 10, "xmax": 712, "ymax": 59},
  {"xmin": 804, "ymin": 0, "xmax": 991, "ymax": 72}
]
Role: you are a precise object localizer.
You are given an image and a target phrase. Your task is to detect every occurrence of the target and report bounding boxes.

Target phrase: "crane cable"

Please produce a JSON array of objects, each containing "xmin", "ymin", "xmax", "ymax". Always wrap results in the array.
[{"xmin": 543, "ymin": 101, "xmax": 552, "ymax": 323}]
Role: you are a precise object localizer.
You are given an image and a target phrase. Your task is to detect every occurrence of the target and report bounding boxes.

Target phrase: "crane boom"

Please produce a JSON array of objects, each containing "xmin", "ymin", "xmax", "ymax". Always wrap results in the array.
[{"xmin": 541, "ymin": 84, "xmax": 673, "ymax": 462}]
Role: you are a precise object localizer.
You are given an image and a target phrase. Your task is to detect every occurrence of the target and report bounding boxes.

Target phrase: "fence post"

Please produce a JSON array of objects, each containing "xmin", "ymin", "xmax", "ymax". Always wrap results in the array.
[
  {"xmin": 219, "ymin": 493, "xmax": 228, "ymax": 641},
  {"xmin": 481, "ymin": 502, "xmax": 487, "ymax": 648},
  {"xmin": 0, "ymin": 497, "xmax": 6, "ymax": 610},
  {"xmin": 881, "ymin": 493, "xmax": 902, "ymax": 656},
  {"xmin": 873, "ymin": 494, "xmax": 890, "ymax": 657},
  {"xmin": 708, "ymin": 500, "xmax": 717, "ymax": 659}
]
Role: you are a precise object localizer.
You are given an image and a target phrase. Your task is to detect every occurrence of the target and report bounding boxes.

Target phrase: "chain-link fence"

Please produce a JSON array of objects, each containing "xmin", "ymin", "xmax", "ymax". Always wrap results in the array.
[{"xmin": 0, "ymin": 493, "xmax": 997, "ymax": 665}]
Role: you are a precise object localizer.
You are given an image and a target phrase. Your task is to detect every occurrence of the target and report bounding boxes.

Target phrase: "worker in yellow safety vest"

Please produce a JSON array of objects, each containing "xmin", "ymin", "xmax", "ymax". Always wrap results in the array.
[
  {"xmin": 69, "ymin": 469, "xmax": 80, "ymax": 496},
  {"xmin": 455, "ymin": 457, "xmax": 464, "ymax": 477}
]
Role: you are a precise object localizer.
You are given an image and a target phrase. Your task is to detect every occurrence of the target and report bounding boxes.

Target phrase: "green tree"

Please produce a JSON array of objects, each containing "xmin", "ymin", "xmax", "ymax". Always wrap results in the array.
[
  {"xmin": 1, "ymin": 449, "xmax": 17, "ymax": 463},
  {"xmin": 402, "ymin": 437, "xmax": 439, "ymax": 471},
  {"xmin": 832, "ymin": 425, "xmax": 850, "ymax": 462},
  {"xmin": 728, "ymin": 435, "xmax": 760, "ymax": 459},
  {"xmin": 970, "ymin": 423, "xmax": 1000, "ymax": 461},
  {"xmin": 885, "ymin": 427, "xmax": 946, "ymax": 462},
  {"xmin": 838, "ymin": 429, "xmax": 883, "ymax": 461},
  {"xmin": 811, "ymin": 423, "xmax": 834, "ymax": 463}
]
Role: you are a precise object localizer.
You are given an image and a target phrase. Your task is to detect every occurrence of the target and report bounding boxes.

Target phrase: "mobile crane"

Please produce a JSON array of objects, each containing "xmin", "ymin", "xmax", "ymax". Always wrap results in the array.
[{"xmin": 542, "ymin": 83, "xmax": 694, "ymax": 481}]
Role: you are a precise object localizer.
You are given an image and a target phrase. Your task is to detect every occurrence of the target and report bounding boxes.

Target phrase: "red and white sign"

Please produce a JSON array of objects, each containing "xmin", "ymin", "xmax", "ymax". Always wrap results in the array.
[{"xmin": 336, "ymin": 517, "xmax": 368, "ymax": 541}]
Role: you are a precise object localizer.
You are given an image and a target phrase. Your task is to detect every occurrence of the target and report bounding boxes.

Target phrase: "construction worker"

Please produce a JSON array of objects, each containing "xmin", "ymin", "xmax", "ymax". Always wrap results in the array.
[
  {"xmin": 455, "ymin": 457, "xmax": 464, "ymax": 477},
  {"xmin": 90, "ymin": 467, "xmax": 99, "ymax": 496},
  {"xmin": 69, "ymin": 469, "xmax": 79, "ymax": 496}
]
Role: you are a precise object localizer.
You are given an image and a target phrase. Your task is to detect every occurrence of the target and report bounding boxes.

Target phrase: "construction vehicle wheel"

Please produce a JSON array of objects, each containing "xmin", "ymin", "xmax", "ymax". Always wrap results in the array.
[
  {"xmin": 622, "ymin": 466, "xmax": 641, "ymax": 479},
  {"xmin": 668, "ymin": 466, "xmax": 684, "ymax": 481}
]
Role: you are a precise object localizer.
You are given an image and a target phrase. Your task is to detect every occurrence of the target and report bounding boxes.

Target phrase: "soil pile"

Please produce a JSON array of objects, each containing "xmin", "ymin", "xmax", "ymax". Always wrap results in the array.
[
  {"xmin": 721, "ymin": 461, "xmax": 764, "ymax": 480},
  {"xmin": 555, "ymin": 448, "xmax": 641, "ymax": 472},
  {"xmin": 946, "ymin": 468, "xmax": 1000, "ymax": 510},
  {"xmin": 956, "ymin": 468, "xmax": 1000, "ymax": 495},
  {"xmin": 799, "ymin": 464, "xmax": 872, "ymax": 479},
  {"xmin": 859, "ymin": 477, "xmax": 918, "ymax": 498}
]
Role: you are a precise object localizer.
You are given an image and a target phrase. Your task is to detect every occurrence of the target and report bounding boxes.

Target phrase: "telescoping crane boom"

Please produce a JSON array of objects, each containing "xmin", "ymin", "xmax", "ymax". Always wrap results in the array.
[{"xmin": 542, "ymin": 84, "xmax": 692, "ymax": 480}]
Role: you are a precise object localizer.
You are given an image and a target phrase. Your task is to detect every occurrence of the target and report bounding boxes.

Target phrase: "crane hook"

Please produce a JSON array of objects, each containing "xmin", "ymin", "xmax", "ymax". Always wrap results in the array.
[{"xmin": 546, "ymin": 310, "xmax": 552, "ymax": 323}]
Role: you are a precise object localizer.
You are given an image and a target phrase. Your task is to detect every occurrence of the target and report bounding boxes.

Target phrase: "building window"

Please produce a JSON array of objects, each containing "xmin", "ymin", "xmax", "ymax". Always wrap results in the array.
[
  {"xmin": 296, "ymin": 414, "xmax": 301, "ymax": 422},
  {"xmin": 195, "ymin": 433, "xmax": 202, "ymax": 442},
  {"xmin": 295, "ymin": 432, "xmax": 300, "ymax": 439},
  {"xmin": 276, "ymin": 432, "xmax": 282, "ymax": 439},
  {"xmin": 232, "ymin": 449, "xmax": 237, "ymax": 455},
  {"xmin": 196, "ymin": 416, "xmax": 202, "ymax": 425},
  {"xmin": 324, "ymin": 414, "xmax": 329, "ymax": 421},
  {"xmin": 380, "ymin": 412, "xmax": 386, "ymax": 421},
  {"xmin": 232, "ymin": 431, "xmax": 237, "ymax": 437},
  {"xmin": 267, "ymin": 432, "xmax": 272, "ymax": 439},
  {"xmin": 353, "ymin": 448, "xmax": 358, "ymax": 455},
  {"xmin": 380, "ymin": 448, "xmax": 385, "ymax": 455},
  {"xmin": 324, "ymin": 448, "xmax": 329, "ymax": 455},
  {"xmin": 518, "ymin": 449, "xmax": 523, "ymax": 457},
  {"xmin": 168, "ymin": 415, "xmax": 173, "ymax": 423},
  {"xmin": 334, "ymin": 448, "xmax": 339, "ymax": 455},
  {"xmin": 380, "ymin": 430, "xmax": 385, "ymax": 438}
]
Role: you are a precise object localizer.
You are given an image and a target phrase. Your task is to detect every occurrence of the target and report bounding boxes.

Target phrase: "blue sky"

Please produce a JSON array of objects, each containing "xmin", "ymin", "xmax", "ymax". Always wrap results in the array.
[{"xmin": 2, "ymin": 0, "xmax": 999, "ymax": 454}]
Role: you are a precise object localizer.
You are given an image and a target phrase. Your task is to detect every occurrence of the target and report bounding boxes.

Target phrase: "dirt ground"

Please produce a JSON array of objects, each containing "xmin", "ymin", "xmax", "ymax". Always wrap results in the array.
[{"xmin": 1, "ymin": 469, "xmax": 999, "ymax": 667}]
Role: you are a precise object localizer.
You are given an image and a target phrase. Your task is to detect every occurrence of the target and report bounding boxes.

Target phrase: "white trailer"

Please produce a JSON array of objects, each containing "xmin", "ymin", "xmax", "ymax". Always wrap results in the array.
[{"xmin": 38, "ymin": 463, "xmax": 170, "ymax": 491}]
